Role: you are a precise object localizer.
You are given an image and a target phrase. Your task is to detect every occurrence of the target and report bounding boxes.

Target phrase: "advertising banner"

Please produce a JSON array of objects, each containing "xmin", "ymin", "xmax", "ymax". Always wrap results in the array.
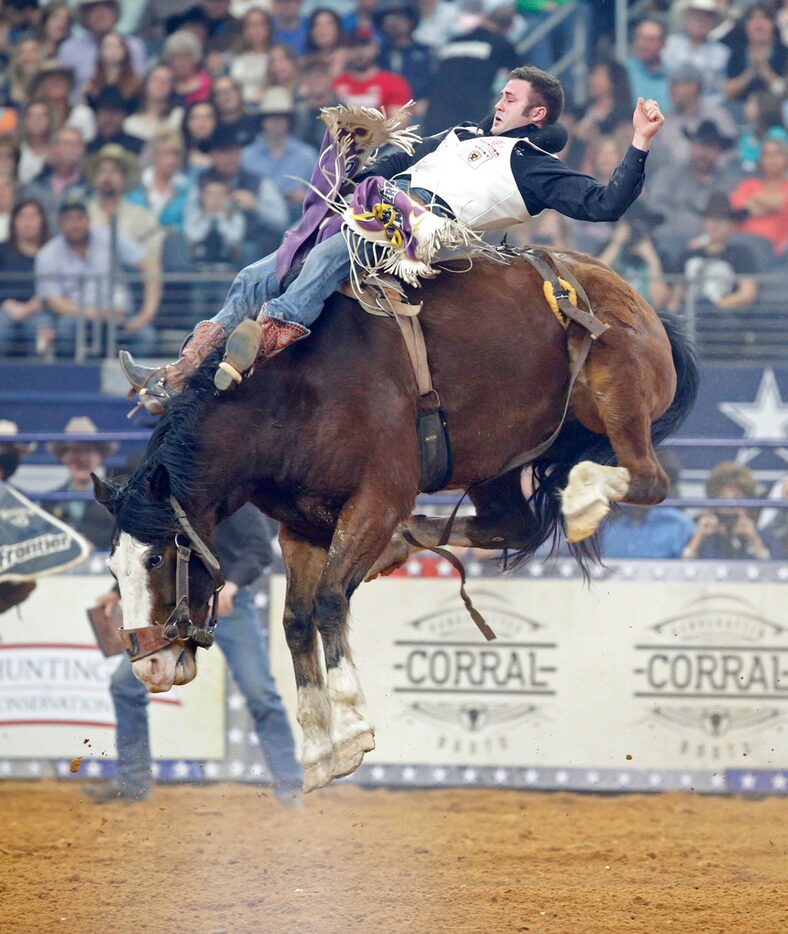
[
  {"xmin": 268, "ymin": 571, "xmax": 788, "ymax": 793},
  {"xmin": 0, "ymin": 575, "xmax": 226, "ymax": 763},
  {"xmin": 0, "ymin": 481, "xmax": 90, "ymax": 582}
]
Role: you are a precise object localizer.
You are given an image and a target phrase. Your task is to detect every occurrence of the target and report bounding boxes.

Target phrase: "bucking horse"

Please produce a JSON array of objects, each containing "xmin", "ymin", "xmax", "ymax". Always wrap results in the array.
[{"xmin": 93, "ymin": 249, "xmax": 697, "ymax": 792}]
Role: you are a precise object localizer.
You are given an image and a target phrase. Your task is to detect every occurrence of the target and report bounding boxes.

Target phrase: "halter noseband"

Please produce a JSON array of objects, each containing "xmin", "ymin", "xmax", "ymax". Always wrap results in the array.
[{"xmin": 118, "ymin": 496, "xmax": 225, "ymax": 663}]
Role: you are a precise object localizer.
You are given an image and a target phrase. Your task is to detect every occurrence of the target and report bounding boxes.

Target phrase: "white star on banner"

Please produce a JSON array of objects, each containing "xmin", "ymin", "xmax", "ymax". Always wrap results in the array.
[
  {"xmin": 203, "ymin": 762, "xmax": 220, "ymax": 779},
  {"xmin": 432, "ymin": 767, "xmax": 447, "ymax": 782},
  {"xmin": 771, "ymin": 774, "xmax": 787, "ymax": 791},
  {"xmin": 0, "ymin": 762, "xmax": 11, "ymax": 776},
  {"xmin": 402, "ymin": 766, "xmax": 416, "ymax": 782},
  {"xmin": 524, "ymin": 768, "xmax": 539, "ymax": 784},
  {"xmin": 228, "ymin": 727, "xmax": 244, "ymax": 745},
  {"xmin": 555, "ymin": 770, "xmax": 569, "ymax": 784},
  {"xmin": 648, "ymin": 772, "xmax": 662, "ymax": 786},
  {"xmin": 740, "ymin": 773, "xmax": 757, "ymax": 790},
  {"xmin": 55, "ymin": 761, "xmax": 71, "ymax": 777},
  {"xmin": 586, "ymin": 771, "xmax": 600, "ymax": 785},
  {"xmin": 493, "ymin": 768, "xmax": 508, "ymax": 784},
  {"xmin": 228, "ymin": 693, "xmax": 245, "ymax": 711},
  {"xmin": 173, "ymin": 761, "xmax": 190, "ymax": 778},
  {"xmin": 778, "ymin": 566, "xmax": 788, "ymax": 581},
  {"xmin": 710, "ymin": 773, "xmax": 725, "ymax": 789},
  {"xmin": 463, "ymin": 768, "xmax": 478, "ymax": 783},
  {"xmin": 371, "ymin": 765, "xmax": 386, "ymax": 781},
  {"xmin": 719, "ymin": 369, "xmax": 788, "ymax": 460},
  {"xmin": 28, "ymin": 761, "xmax": 42, "ymax": 776},
  {"xmin": 85, "ymin": 761, "xmax": 103, "ymax": 778},
  {"xmin": 528, "ymin": 563, "xmax": 544, "ymax": 577},
  {"xmin": 680, "ymin": 773, "xmax": 694, "ymax": 788},
  {"xmin": 230, "ymin": 760, "xmax": 245, "ymax": 777},
  {"xmin": 746, "ymin": 565, "xmax": 761, "ymax": 580},
  {"xmin": 151, "ymin": 762, "xmax": 161, "ymax": 778},
  {"xmin": 617, "ymin": 772, "xmax": 631, "ymax": 786}
]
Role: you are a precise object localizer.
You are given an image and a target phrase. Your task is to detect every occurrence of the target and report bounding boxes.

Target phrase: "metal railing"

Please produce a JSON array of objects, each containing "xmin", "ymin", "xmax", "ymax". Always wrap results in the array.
[
  {"xmin": 11, "ymin": 431, "xmax": 788, "ymax": 520},
  {"xmin": 2, "ymin": 268, "xmax": 786, "ymax": 365},
  {"xmin": 516, "ymin": 2, "xmax": 588, "ymax": 104}
]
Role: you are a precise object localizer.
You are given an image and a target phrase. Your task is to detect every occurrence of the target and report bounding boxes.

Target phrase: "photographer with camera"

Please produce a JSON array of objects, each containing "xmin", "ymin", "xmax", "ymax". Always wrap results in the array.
[{"xmin": 681, "ymin": 461, "xmax": 777, "ymax": 560}]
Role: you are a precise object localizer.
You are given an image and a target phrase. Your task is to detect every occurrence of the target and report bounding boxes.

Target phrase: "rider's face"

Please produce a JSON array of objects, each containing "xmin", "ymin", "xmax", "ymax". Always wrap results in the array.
[{"xmin": 492, "ymin": 80, "xmax": 547, "ymax": 135}]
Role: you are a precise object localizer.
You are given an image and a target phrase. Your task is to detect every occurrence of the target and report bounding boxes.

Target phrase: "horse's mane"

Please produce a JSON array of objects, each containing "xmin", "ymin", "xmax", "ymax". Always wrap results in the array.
[{"xmin": 109, "ymin": 349, "xmax": 225, "ymax": 543}]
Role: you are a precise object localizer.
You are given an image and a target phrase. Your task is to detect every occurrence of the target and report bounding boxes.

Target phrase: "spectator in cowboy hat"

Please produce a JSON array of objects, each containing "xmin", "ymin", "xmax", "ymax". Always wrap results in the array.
[
  {"xmin": 57, "ymin": 0, "xmax": 147, "ymax": 104},
  {"xmin": 86, "ymin": 86, "xmax": 146, "ymax": 156},
  {"xmin": 645, "ymin": 118, "xmax": 743, "ymax": 265},
  {"xmin": 241, "ymin": 87, "xmax": 318, "ymax": 222},
  {"xmin": 0, "ymin": 420, "xmax": 36, "ymax": 483},
  {"xmin": 30, "ymin": 60, "xmax": 97, "ymax": 144},
  {"xmin": 46, "ymin": 416, "xmax": 117, "ymax": 548},
  {"xmin": 86, "ymin": 143, "xmax": 164, "ymax": 258},
  {"xmin": 662, "ymin": 0, "xmax": 731, "ymax": 105}
]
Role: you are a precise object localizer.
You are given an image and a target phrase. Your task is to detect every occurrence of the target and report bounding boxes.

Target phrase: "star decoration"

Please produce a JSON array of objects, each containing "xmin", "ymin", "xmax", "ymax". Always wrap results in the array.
[{"xmin": 719, "ymin": 369, "xmax": 788, "ymax": 445}]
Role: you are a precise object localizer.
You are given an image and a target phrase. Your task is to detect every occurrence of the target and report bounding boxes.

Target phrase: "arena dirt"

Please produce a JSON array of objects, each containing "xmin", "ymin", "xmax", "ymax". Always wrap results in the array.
[{"xmin": 1, "ymin": 781, "xmax": 785, "ymax": 933}]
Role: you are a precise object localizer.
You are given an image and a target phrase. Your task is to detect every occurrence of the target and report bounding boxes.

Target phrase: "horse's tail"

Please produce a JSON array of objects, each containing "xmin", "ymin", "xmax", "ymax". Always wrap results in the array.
[
  {"xmin": 650, "ymin": 310, "xmax": 700, "ymax": 446},
  {"xmin": 503, "ymin": 312, "xmax": 698, "ymax": 575}
]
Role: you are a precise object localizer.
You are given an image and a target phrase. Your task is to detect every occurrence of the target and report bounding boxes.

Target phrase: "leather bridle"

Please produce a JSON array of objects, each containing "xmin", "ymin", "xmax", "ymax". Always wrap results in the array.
[{"xmin": 118, "ymin": 496, "xmax": 225, "ymax": 663}]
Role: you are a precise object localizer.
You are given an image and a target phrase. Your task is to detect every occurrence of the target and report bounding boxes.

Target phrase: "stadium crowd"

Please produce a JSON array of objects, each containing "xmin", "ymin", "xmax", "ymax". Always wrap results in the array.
[{"xmin": 0, "ymin": 0, "xmax": 783, "ymax": 360}]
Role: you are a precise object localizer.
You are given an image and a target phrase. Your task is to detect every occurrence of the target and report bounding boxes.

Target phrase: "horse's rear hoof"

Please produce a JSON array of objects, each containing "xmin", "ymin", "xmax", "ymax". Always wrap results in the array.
[{"xmin": 564, "ymin": 499, "xmax": 610, "ymax": 543}]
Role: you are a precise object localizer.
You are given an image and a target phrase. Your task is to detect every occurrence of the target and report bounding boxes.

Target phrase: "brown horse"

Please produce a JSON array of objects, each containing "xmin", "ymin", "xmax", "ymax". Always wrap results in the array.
[{"xmin": 93, "ymin": 250, "xmax": 697, "ymax": 791}]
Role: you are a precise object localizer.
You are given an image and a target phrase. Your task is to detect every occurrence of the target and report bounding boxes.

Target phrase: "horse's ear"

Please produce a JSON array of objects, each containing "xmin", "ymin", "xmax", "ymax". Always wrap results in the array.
[
  {"xmin": 91, "ymin": 473, "xmax": 116, "ymax": 513},
  {"xmin": 147, "ymin": 464, "xmax": 171, "ymax": 502}
]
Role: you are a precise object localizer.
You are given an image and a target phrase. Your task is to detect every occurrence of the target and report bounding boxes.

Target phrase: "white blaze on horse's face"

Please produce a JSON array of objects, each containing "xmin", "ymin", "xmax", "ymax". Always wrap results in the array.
[{"xmin": 109, "ymin": 532, "xmax": 197, "ymax": 693}]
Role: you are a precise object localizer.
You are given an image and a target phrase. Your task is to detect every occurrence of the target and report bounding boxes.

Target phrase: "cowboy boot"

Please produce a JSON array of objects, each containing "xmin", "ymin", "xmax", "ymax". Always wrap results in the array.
[
  {"xmin": 119, "ymin": 320, "xmax": 225, "ymax": 416},
  {"xmin": 213, "ymin": 307, "xmax": 309, "ymax": 392}
]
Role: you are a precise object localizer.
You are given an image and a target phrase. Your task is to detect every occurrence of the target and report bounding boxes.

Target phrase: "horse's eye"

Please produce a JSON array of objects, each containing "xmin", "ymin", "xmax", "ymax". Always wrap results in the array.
[{"xmin": 146, "ymin": 554, "xmax": 163, "ymax": 570}]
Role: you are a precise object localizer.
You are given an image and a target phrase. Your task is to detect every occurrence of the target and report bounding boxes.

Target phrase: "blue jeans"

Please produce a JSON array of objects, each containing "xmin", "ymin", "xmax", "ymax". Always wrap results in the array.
[
  {"xmin": 109, "ymin": 586, "xmax": 301, "ymax": 797},
  {"xmin": 212, "ymin": 232, "xmax": 351, "ymax": 333}
]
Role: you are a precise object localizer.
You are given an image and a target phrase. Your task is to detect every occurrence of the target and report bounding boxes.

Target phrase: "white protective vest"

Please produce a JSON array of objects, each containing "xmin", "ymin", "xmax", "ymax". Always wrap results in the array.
[{"xmin": 400, "ymin": 129, "xmax": 551, "ymax": 231}]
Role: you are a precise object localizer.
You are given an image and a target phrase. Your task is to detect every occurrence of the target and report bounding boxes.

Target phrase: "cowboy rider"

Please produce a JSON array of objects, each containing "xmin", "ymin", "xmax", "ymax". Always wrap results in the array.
[{"xmin": 122, "ymin": 66, "xmax": 665, "ymax": 414}]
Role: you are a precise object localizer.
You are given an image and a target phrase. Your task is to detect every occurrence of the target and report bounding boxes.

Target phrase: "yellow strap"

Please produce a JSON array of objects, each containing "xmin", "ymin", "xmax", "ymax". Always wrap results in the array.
[{"xmin": 542, "ymin": 277, "xmax": 577, "ymax": 328}]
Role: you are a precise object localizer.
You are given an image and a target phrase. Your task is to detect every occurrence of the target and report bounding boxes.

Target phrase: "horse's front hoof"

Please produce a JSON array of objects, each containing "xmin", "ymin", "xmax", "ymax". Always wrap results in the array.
[
  {"xmin": 331, "ymin": 729, "xmax": 376, "ymax": 780},
  {"xmin": 302, "ymin": 753, "xmax": 334, "ymax": 794}
]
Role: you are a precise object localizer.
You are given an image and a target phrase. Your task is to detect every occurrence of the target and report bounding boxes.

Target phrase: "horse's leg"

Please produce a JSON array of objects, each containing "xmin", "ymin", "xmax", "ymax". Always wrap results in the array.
[
  {"xmin": 367, "ymin": 473, "xmax": 536, "ymax": 578},
  {"xmin": 278, "ymin": 525, "xmax": 334, "ymax": 794},
  {"xmin": 314, "ymin": 487, "xmax": 413, "ymax": 781},
  {"xmin": 562, "ymin": 326, "xmax": 675, "ymax": 543}
]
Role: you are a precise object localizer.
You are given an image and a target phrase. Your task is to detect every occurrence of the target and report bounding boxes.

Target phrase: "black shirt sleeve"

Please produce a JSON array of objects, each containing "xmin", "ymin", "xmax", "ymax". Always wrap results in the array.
[
  {"xmin": 515, "ymin": 144, "xmax": 649, "ymax": 222},
  {"xmin": 212, "ymin": 504, "xmax": 273, "ymax": 588}
]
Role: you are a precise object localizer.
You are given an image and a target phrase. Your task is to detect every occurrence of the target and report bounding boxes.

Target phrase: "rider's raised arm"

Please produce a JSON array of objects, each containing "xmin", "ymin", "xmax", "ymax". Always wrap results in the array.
[{"xmin": 517, "ymin": 144, "xmax": 649, "ymax": 223}]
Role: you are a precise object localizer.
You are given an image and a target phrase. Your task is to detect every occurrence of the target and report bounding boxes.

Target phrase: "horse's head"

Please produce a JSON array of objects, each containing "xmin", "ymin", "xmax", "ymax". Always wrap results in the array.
[{"xmin": 93, "ymin": 465, "xmax": 223, "ymax": 693}]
